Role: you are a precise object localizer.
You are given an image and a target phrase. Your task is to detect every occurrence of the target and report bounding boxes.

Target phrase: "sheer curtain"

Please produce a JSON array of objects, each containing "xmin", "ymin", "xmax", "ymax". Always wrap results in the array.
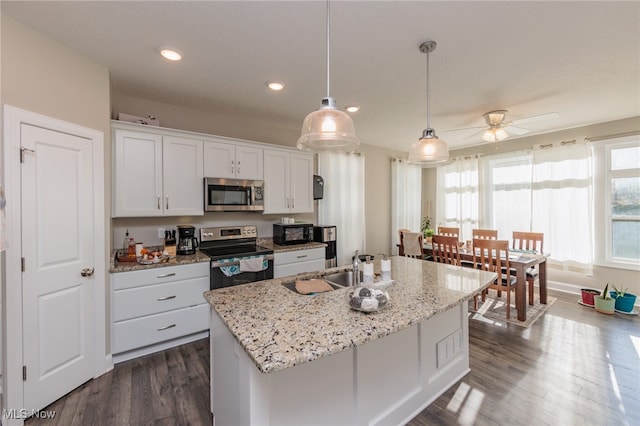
[
  {"xmin": 318, "ymin": 152, "xmax": 366, "ymax": 265},
  {"xmin": 532, "ymin": 143, "xmax": 593, "ymax": 272},
  {"xmin": 391, "ymin": 159, "xmax": 422, "ymax": 254},
  {"xmin": 436, "ymin": 157, "xmax": 479, "ymax": 242}
]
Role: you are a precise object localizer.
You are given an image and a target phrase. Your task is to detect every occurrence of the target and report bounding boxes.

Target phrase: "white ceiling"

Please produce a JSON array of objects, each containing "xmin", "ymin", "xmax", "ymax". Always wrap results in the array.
[{"xmin": 3, "ymin": 1, "xmax": 640, "ymax": 152}]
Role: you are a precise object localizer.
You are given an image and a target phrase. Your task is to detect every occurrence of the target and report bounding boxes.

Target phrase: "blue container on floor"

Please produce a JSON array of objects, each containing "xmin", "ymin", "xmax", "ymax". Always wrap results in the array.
[{"xmin": 610, "ymin": 292, "xmax": 637, "ymax": 312}]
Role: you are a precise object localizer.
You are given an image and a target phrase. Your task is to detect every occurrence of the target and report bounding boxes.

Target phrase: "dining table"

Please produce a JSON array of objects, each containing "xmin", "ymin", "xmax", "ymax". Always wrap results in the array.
[{"xmin": 420, "ymin": 244, "xmax": 548, "ymax": 322}]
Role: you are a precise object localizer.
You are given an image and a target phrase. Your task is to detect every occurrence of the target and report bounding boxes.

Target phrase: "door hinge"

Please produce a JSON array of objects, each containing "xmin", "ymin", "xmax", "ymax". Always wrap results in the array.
[
  {"xmin": 23, "ymin": 365, "xmax": 27, "ymax": 381},
  {"xmin": 21, "ymin": 257, "xmax": 25, "ymax": 272}
]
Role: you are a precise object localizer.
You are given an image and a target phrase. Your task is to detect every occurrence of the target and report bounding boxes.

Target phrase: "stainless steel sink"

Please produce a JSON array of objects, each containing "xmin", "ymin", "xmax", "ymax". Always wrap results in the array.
[{"xmin": 323, "ymin": 271, "xmax": 362, "ymax": 288}]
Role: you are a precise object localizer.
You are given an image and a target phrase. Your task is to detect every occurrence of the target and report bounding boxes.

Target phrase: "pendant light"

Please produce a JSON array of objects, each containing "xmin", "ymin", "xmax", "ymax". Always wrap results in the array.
[
  {"xmin": 408, "ymin": 41, "xmax": 449, "ymax": 165},
  {"xmin": 297, "ymin": 0, "xmax": 359, "ymax": 152}
]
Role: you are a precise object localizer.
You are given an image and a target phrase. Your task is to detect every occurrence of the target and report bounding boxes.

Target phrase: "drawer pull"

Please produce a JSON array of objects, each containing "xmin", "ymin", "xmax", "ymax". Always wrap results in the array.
[
  {"xmin": 157, "ymin": 295, "xmax": 176, "ymax": 301},
  {"xmin": 156, "ymin": 272, "xmax": 176, "ymax": 278},
  {"xmin": 296, "ymin": 254, "xmax": 308, "ymax": 259},
  {"xmin": 158, "ymin": 324, "xmax": 176, "ymax": 331}
]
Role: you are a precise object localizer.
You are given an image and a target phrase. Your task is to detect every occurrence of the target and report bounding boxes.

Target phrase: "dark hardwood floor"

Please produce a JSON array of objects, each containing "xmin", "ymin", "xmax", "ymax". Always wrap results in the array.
[{"xmin": 26, "ymin": 290, "xmax": 639, "ymax": 426}]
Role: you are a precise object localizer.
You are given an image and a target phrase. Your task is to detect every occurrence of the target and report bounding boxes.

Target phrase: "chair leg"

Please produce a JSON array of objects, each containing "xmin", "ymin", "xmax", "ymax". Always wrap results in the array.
[
  {"xmin": 528, "ymin": 277, "xmax": 535, "ymax": 305},
  {"xmin": 505, "ymin": 287, "xmax": 510, "ymax": 320},
  {"xmin": 473, "ymin": 295, "xmax": 478, "ymax": 311}
]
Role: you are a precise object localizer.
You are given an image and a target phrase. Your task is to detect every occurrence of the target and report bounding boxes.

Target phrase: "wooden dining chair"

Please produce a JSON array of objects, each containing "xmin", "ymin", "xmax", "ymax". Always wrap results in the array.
[
  {"xmin": 400, "ymin": 232, "xmax": 424, "ymax": 259},
  {"xmin": 473, "ymin": 239, "xmax": 517, "ymax": 319},
  {"xmin": 432, "ymin": 235, "xmax": 461, "ymax": 265},
  {"xmin": 437, "ymin": 227, "xmax": 460, "ymax": 239},
  {"xmin": 512, "ymin": 231, "xmax": 544, "ymax": 305},
  {"xmin": 472, "ymin": 228, "xmax": 498, "ymax": 240}
]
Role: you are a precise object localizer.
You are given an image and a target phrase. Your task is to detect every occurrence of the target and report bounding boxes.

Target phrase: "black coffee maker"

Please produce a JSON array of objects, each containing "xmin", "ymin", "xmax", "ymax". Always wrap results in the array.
[{"xmin": 177, "ymin": 225, "xmax": 199, "ymax": 255}]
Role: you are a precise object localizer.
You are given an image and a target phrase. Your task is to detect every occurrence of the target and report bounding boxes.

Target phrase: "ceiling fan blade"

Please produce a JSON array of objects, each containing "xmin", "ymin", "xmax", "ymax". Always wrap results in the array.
[
  {"xmin": 444, "ymin": 125, "xmax": 486, "ymax": 133},
  {"xmin": 511, "ymin": 112, "xmax": 559, "ymax": 125},
  {"xmin": 462, "ymin": 129, "xmax": 486, "ymax": 140},
  {"xmin": 503, "ymin": 125, "xmax": 530, "ymax": 136}
]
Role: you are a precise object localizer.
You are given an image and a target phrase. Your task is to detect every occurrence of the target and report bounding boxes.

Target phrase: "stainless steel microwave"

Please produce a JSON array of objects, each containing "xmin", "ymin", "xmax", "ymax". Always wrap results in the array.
[{"xmin": 204, "ymin": 177, "xmax": 264, "ymax": 212}]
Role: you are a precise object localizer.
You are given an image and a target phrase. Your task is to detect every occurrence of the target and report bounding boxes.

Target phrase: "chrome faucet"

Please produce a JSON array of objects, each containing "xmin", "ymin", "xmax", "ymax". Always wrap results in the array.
[{"xmin": 352, "ymin": 250, "xmax": 362, "ymax": 286}]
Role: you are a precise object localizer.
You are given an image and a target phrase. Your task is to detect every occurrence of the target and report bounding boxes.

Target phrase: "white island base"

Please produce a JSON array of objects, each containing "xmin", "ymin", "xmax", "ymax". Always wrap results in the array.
[{"xmin": 210, "ymin": 302, "xmax": 469, "ymax": 426}]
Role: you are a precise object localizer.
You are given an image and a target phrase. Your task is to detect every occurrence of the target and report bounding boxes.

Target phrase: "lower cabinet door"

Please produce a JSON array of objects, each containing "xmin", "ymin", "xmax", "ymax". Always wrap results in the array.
[{"xmin": 113, "ymin": 303, "xmax": 209, "ymax": 354}]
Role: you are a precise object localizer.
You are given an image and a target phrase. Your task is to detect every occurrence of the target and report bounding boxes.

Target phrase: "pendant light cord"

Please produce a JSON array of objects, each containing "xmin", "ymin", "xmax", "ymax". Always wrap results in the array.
[
  {"xmin": 326, "ymin": 0, "xmax": 331, "ymax": 98},
  {"xmin": 425, "ymin": 48, "xmax": 430, "ymax": 129}
]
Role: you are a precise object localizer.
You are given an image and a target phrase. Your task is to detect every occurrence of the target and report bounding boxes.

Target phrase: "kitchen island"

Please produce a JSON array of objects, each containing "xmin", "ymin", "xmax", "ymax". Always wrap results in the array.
[{"xmin": 203, "ymin": 256, "xmax": 496, "ymax": 426}]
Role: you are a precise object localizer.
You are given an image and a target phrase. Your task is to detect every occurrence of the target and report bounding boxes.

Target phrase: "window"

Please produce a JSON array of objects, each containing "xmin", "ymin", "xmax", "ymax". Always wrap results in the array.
[
  {"xmin": 436, "ymin": 156, "xmax": 479, "ymax": 242},
  {"xmin": 594, "ymin": 135, "xmax": 640, "ymax": 269}
]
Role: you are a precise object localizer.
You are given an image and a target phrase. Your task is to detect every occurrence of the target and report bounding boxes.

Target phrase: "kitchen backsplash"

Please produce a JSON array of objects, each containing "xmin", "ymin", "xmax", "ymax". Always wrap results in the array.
[{"xmin": 112, "ymin": 212, "xmax": 316, "ymax": 250}]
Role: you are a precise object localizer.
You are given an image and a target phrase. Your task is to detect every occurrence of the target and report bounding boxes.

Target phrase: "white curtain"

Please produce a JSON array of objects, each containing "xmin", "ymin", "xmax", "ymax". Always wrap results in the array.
[
  {"xmin": 318, "ymin": 152, "xmax": 366, "ymax": 266},
  {"xmin": 532, "ymin": 143, "xmax": 593, "ymax": 271},
  {"xmin": 391, "ymin": 159, "xmax": 422, "ymax": 255},
  {"xmin": 436, "ymin": 157, "xmax": 479, "ymax": 242}
]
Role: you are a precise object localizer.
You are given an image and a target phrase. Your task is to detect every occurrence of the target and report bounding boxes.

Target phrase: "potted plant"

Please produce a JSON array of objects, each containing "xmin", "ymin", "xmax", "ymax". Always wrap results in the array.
[
  {"xmin": 594, "ymin": 283, "xmax": 615, "ymax": 315},
  {"xmin": 580, "ymin": 288, "xmax": 600, "ymax": 306},
  {"xmin": 610, "ymin": 285, "xmax": 637, "ymax": 313},
  {"xmin": 421, "ymin": 216, "xmax": 434, "ymax": 242}
]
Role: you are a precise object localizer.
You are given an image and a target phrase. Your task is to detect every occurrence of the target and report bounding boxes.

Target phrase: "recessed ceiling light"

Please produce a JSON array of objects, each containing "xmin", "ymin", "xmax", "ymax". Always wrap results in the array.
[
  {"xmin": 160, "ymin": 48, "xmax": 183, "ymax": 61},
  {"xmin": 267, "ymin": 81, "xmax": 285, "ymax": 91},
  {"xmin": 346, "ymin": 105, "xmax": 360, "ymax": 113}
]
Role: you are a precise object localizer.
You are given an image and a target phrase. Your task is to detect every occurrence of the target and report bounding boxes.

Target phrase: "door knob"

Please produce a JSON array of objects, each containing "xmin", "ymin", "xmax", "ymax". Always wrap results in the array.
[{"xmin": 80, "ymin": 267, "xmax": 94, "ymax": 277}]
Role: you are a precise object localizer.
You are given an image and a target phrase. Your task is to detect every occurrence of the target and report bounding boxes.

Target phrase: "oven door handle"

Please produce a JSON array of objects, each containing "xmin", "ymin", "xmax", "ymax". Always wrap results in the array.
[{"xmin": 210, "ymin": 254, "xmax": 274, "ymax": 268}]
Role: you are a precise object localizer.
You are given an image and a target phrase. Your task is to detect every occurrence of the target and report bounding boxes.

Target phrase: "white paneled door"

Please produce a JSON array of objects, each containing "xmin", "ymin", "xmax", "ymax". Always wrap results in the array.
[{"xmin": 21, "ymin": 124, "xmax": 96, "ymax": 411}]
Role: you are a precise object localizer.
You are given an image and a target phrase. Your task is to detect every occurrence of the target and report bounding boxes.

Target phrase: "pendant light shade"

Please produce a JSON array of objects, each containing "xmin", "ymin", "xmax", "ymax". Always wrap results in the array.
[
  {"xmin": 408, "ymin": 41, "xmax": 449, "ymax": 166},
  {"xmin": 297, "ymin": 0, "xmax": 359, "ymax": 152}
]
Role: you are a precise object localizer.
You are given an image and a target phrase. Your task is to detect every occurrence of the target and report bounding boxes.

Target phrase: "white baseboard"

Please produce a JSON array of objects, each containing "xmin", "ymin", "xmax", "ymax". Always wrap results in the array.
[
  {"xmin": 104, "ymin": 354, "xmax": 114, "ymax": 374},
  {"xmin": 542, "ymin": 280, "xmax": 640, "ymax": 308}
]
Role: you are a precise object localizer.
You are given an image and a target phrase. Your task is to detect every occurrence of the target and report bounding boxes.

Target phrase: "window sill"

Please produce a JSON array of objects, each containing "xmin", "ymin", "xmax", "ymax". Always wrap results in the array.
[{"xmin": 593, "ymin": 260, "xmax": 640, "ymax": 272}]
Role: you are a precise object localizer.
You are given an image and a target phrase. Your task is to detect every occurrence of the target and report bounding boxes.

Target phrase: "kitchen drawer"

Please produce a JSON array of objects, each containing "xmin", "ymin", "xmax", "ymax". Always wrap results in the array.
[
  {"xmin": 111, "ymin": 262, "xmax": 209, "ymax": 291},
  {"xmin": 274, "ymin": 258, "xmax": 326, "ymax": 278},
  {"xmin": 113, "ymin": 303, "xmax": 210, "ymax": 354},
  {"xmin": 113, "ymin": 276, "xmax": 209, "ymax": 321},
  {"xmin": 274, "ymin": 247, "xmax": 325, "ymax": 265}
]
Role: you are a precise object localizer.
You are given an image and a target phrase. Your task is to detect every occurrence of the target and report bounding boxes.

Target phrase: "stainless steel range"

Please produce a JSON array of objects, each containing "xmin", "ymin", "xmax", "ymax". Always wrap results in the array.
[{"xmin": 199, "ymin": 225, "xmax": 274, "ymax": 289}]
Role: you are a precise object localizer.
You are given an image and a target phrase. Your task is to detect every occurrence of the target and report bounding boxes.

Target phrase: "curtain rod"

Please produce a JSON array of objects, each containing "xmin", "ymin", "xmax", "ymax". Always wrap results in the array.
[
  {"xmin": 538, "ymin": 139, "xmax": 577, "ymax": 150},
  {"xmin": 585, "ymin": 130, "xmax": 640, "ymax": 143}
]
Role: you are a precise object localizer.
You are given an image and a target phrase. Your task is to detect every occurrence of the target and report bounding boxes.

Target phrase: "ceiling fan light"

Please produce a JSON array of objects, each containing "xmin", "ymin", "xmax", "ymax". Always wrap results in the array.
[
  {"xmin": 408, "ymin": 129, "xmax": 450, "ymax": 164},
  {"xmin": 482, "ymin": 127, "xmax": 509, "ymax": 142},
  {"xmin": 297, "ymin": 98, "xmax": 359, "ymax": 152}
]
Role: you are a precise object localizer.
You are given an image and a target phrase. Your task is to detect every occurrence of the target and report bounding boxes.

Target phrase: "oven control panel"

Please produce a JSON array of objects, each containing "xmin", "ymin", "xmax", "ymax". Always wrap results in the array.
[{"xmin": 200, "ymin": 225, "xmax": 257, "ymax": 242}]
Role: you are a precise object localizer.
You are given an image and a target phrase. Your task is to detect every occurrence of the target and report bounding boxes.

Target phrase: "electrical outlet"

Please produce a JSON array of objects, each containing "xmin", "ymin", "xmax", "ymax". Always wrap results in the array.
[{"xmin": 158, "ymin": 228, "xmax": 166, "ymax": 239}]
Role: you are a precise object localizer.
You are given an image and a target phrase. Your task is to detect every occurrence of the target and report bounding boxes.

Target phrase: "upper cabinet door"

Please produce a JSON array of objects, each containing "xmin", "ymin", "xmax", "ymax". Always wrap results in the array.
[
  {"xmin": 235, "ymin": 145, "xmax": 263, "ymax": 180},
  {"xmin": 203, "ymin": 141, "xmax": 236, "ymax": 178},
  {"xmin": 289, "ymin": 153, "xmax": 314, "ymax": 213},
  {"xmin": 263, "ymin": 150, "xmax": 290, "ymax": 214},
  {"xmin": 113, "ymin": 129, "xmax": 163, "ymax": 217},
  {"xmin": 163, "ymin": 136, "xmax": 204, "ymax": 216},
  {"xmin": 203, "ymin": 140, "xmax": 263, "ymax": 180}
]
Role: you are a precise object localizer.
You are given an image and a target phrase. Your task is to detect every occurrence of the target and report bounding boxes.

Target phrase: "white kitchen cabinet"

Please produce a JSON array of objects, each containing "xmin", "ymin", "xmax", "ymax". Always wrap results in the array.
[
  {"xmin": 263, "ymin": 149, "xmax": 314, "ymax": 214},
  {"xmin": 204, "ymin": 139, "xmax": 263, "ymax": 180},
  {"xmin": 111, "ymin": 262, "xmax": 210, "ymax": 363},
  {"xmin": 112, "ymin": 125, "xmax": 204, "ymax": 217},
  {"xmin": 274, "ymin": 247, "xmax": 325, "ymax": 278}
]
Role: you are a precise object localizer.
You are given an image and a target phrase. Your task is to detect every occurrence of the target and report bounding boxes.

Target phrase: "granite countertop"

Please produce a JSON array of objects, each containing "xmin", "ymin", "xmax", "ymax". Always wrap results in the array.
[
  {"xmin": 203, "ymin": 256, "xmax": 496, "ymax": 374},
  {"xmin": 109, "ymin": 249, "xmax": 210, "ymax": 273},
  {"xmin": 109, "ymin": 239, "xmax": 324, "ymax": 273},
  {"xmin": 258, "ymin": 239, "xmax": 326, "ymax": 253}
]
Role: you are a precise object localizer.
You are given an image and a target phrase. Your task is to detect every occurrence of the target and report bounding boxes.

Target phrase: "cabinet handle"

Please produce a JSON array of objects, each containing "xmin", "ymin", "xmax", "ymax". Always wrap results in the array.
[
  {"xmin": 156, "ymin": 272, "xmax": 176, "ymax": 278},
  {"xmin": 292, "ymin": 198, "xmax": 295, "ymax": 209},
  {"xmin": 157, "ymin": 195, "xmax": 161, "ymax": 210},
  {"xmin": 157, "ymin": 295, "xmax": 176, "ymax": 301},
  {"xmin": 296, "ymin": 254, "xmax": 308, "ymax": 259},
  {"xmin": 237, "ymin": 160, "xmax": 240, "ymax": 175},
  {"xmin": 231, "ymin": 160, "xmax": 235, "ymax": 174},
  {"xmin": 166, "ymin": 194, "xmax": 169, "ymax": 210},
  {"xmin": 158, "ymin": 324, "xmax": 176, "ymax": 331}
]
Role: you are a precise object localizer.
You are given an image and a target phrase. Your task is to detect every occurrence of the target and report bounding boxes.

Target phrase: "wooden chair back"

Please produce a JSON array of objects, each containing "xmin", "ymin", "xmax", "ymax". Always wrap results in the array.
[
  {"xmin": 437, "ymin": 227, "xmax": 460, "ymax": 239},
  {"xmin": 473, "ymin": 238, "xmax": 516, "ymax": 319},
  {"xmin": 512, "ymin": 231, "xmax": 544, "ymax": 253},
  {"xmin": 472, "ymin": 228, "xmax": 498, "ymax": 241},
  {"xmin": 432, "ymin": 235, "xmax": 461, "ymax": 265},
  {"xmin": 400, "ymin": 232, "xmax": 424, "ymax": 259}
]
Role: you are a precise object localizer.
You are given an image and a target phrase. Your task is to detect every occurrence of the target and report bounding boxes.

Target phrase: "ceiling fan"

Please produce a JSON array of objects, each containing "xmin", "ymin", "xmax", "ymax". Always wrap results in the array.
[{"xmin": 446, "ymin": 110, "xmax": 559, "ymax": 142}]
